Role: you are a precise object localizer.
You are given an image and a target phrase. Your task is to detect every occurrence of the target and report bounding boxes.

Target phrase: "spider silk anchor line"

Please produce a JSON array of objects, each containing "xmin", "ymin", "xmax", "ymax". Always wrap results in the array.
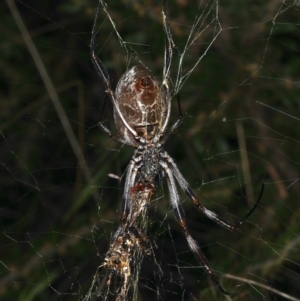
[{"xmin": 89, "ymin": 0, "xmax": 264, "ymax": 298}]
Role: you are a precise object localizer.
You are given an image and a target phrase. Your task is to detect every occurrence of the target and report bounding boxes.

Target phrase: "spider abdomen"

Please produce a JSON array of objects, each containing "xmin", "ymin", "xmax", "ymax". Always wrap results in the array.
[{"xmin": 114, "ymin": 65, "xmax": 167, "ymax": 143}]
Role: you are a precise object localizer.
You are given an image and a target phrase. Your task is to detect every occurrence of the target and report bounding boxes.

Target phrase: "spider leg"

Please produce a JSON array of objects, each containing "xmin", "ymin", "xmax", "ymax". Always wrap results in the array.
[
  {"xmin": 161, "ymin": 94, "xmax": 184, "ymax": 144},
  {"xmin": 164, "ymin": 154, "xmax": 264, "ymax": 231},
  {"xmin": 159, "ymin": 2, "xmax": 184, "ymax": 139},
  {"xmin": 121, "ymin": 160, "xmax": 138, "ymax": 224},
  {"xmin": 157, "ymin": 0, "xmax": 175, "ymax": 136},
  {"xmin": 160, "ymin": 160, "xmax": 229, "ymax": 295},
  {"xmin": 99, "ymin": 121, "xmax": 136, "ymax": 146},
  {"xmin": 98, "ymin": 95, "xmax": 136, "ymax": 146},
  {"xmin": 90, "ymin": 1, "xmax": 110, "ymax": 86},
  {"xmin": 162, "ymin": 0, "xmax": 174, "ymax": 84},
  {"xmin": 91, "ymin": 0, "xmax": 138, "ymax": 139}
]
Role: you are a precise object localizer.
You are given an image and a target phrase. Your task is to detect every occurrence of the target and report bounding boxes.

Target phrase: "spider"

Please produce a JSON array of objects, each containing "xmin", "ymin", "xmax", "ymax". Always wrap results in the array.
[{"xmin": 91, "ymin": 0, "xmax": 264, "ymax": 295}]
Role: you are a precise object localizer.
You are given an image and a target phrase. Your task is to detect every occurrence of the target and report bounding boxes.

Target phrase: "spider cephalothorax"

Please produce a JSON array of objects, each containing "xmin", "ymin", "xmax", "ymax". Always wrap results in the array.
[{"xmin": 134, "ymin": 144, "xmax": 162, "ymax": 184}]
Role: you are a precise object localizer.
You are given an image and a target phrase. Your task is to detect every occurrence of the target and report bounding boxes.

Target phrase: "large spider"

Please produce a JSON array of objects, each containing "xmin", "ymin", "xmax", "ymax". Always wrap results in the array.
[{"xmin": 91, "ymin": 0, "xmax": 264, "ymax": 295}]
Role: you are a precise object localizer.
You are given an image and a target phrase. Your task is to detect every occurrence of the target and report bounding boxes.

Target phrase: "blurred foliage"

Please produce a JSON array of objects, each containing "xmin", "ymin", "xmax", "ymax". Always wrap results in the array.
[{"xmin": 1, "ymin": 0, "xmax": 300, "ymax": 300}]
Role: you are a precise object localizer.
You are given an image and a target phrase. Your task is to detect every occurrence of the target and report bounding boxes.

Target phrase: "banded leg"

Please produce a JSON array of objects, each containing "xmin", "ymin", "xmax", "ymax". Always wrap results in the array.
[
  {"xmin": 98, "ymin": 95, "xmax": 137, "ymax": 147},
  {"xmin": 160, "ymin": 160, "xmax": 229, "ymax": 295},
  {"xmin": 91, "ymin": 0, "xmax": 138, "ymax": 139},
  {"xmin": 162, "ymin": 94, "xmax": 184, "ymax": 144},
  {"xmin": 164, "ymin": 154, "xmax": 264, "ymax": 231},
  {"xmin": 121, "ymin": 160, "xmax": 138, "ymax": 224},
  {"xmin": 162, "ymin": 0, "xmax": 174, "ymax": 84},
  {"xmin": 159, "ymin": 0, "xmax": 174, "ymax": 135}
]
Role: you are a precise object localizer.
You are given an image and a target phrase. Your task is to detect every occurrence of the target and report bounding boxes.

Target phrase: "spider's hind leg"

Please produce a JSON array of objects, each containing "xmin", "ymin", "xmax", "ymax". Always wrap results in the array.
[
  {"xmin": 98, "ymin": 95, "xmax": 137, "ymax": 147},
  {"xmin": 162, "ymin": 94, "xmax": 185, "ymax": 144}
]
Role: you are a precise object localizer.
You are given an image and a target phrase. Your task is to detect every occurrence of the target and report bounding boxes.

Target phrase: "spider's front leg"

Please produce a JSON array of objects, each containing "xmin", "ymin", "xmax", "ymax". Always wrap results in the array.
[
  {"xmin": 159, "ymin": 160, "xmax": 229, "ymax": 295},
  {"xmin": 164, "ymin": 154, "xmax": 264, "ymax": 231},
  {"xmin": 121, "ymin": 160, "xmax": 138, "ymax": 224}
]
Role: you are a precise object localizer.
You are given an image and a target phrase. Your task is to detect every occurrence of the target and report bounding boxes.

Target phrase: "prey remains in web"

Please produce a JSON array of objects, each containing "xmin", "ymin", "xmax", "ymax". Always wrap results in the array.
[{"xmin": 91, "ymin": 0, "xmax": 264, "ymax": 297}]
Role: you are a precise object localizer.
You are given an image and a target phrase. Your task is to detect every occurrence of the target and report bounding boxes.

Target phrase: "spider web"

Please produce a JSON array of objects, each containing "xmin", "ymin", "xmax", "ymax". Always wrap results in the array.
[{"xmin": 1, "ymin": 0, "xmax": 300, "ymax": 300}]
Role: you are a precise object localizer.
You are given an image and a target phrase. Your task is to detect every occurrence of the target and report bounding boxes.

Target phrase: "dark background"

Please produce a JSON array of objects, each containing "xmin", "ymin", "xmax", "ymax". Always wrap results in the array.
[{"xmin": 1, "ymin": 0, "xmax": 300, "ymax": 300}]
